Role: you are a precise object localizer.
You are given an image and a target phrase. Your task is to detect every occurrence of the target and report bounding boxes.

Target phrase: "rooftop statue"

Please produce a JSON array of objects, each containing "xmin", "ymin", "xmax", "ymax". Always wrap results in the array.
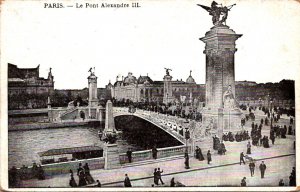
[
  {"xmin": 197, "ymin": 1, "xmax": 236, "ymax": 26},
  {"xmin": 164, "ymin": 68, "xmax": 172, "ymax": 76},
  {"xmin": 88, "ymin": 67, "xmax": 95, "ymax": 76}
]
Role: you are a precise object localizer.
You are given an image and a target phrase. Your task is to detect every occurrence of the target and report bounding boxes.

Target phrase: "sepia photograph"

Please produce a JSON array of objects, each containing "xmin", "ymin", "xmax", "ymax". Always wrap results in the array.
[{"xmin": 0, "ymin": 0, "xmax": 299, "ymax": 191}]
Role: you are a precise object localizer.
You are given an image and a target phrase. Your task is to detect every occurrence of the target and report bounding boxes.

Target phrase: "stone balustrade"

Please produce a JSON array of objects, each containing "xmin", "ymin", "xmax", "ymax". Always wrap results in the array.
[
  {"xmin": 119, "ymin": 145, "xmax": 188, "ymax": 164},
  {"xmin": 15, "ymin": 157, "xmax": 105, "ymax": 179}
]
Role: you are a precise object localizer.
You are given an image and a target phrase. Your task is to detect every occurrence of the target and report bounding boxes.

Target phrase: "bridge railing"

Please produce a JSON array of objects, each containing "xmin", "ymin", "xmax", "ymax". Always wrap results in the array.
[{"xmin": 119, "ymin": 145, "xmax": 189, "ymax": 164}]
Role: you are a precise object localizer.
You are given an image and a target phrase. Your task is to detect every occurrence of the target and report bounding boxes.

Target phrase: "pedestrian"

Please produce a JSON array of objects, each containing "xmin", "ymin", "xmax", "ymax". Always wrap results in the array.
[
  {"xmin": 259, "ymin": 161, "xmax": 267, "ymax": 178},
  {"xmin": 157, "ymin": 168, "xmax": 164, "ymax": 185},
  {"xmin": 95, "ymin": 180, "xmax": 101, "ymax": 187},
  {"xmin": 69, "ymin": 173, "xmax": 78, "ymax": 187},
  {"xmin": 198, "ymin": 147, "xmax": 205, "ymax": 161},
  {"xmin": 249, "ymin": 160, "xmax": 255, "ymax": 177},
  {"xmin": 279, "ymin": 179, "xmax": 284, "ymax": 186},
  {"xmin": 9, "ymin": 166, "xmax": 18, "ymax": 187},
  {"xmin": 207, "ymin": 150, "xmax": 212, "ymax": 164},
  {"xmin": 195, "ymin": 146, "xmax": 200, "ymax": 160},
  {"xmin": 170, "ymin": 177, "xmax": 175, "ymax": 187},
  {"xmin": 152, "ymin": 146, "xmax": 158, "ymax": 159},
  {"xmin": 124, "ymin": 174, "xmax": 132, "ymax": 187},
  {"xmin": 83, "ymin": 163, "xmax": 95, "ymax": 184},
  {"xmin": 184, "ymin": 152, "xmax": 190, "ymax": 169},
  {"xmin": 246, "ymin": 142, "xmax": 251, "ymax": 154},
  {"xmin": 241, "ymin": 177, "xmax": 246, "ymax": 186},
  {"xmin": 240, "ymin": 152, "xmax": 245, "ymax": 165},
  {"xmin": 78, "ymin": 169, "xmax": 87, "ymax": 186},
  {"xmin": 77, "ymin": 163, "xmax": 84, "ymax": 176},
  {"xmin": 126, "ymin": 148, "xmax": 133, "ymax": 163},
  {"xmin": 153, "ymin": 168, "xmax": 158, "ymax": 185},
  {"xmin": 37, "ymin": 165, "xmax": 45, "ymax": 180}
]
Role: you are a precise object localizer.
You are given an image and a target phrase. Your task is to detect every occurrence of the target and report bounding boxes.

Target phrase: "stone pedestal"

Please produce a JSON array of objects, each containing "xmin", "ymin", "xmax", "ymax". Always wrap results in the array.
[
  {"xmin": 104, "ymin": 143, "xmax": 121, "ymax": 169},
  {"xmin": 200, "ymin": 24, "xmax": 243, "ymax": 135}
]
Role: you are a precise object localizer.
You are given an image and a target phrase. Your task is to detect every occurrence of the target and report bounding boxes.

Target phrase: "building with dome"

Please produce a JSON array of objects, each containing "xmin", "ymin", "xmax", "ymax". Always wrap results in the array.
[{"xmin": 111, "ymin": 71, "xmax": 205, "ymax": 104}]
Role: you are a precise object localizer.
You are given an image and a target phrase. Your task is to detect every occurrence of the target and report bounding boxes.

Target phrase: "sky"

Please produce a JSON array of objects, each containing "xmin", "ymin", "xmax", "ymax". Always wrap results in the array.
[{"xmin": 1, "ymin": 0, "xmax": 300, "ymax": 89}]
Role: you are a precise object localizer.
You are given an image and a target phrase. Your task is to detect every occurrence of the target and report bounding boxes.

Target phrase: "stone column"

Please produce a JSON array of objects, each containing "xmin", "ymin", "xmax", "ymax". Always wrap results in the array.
[
  {"xmin": 88, "ymin": 73, "xmax": 98, "ymax": 107},
  {"xmin": 200, "ymin": 25, "xmax": 242, "ymax": 110},
  {"xmin": 163, "ymin": 74, "xmax": 174, "ymax": 104},
  {"xmin": 200, "ymin": 24, "xmax": 242, "ymax": 133}
]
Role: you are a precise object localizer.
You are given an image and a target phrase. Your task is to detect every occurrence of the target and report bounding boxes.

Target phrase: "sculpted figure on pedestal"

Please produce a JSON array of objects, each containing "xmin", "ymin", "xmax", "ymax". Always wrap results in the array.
[
  {"xmin": 164, "ymin": 68, "xmax": 172, "ymax": 76},
  {"xmin": 197, "ymin": 1, "xmax": 236, "ymax": 26},
  {"xmin": 223, "ymin": 85, "xmax": 236, "ymax": 109}
]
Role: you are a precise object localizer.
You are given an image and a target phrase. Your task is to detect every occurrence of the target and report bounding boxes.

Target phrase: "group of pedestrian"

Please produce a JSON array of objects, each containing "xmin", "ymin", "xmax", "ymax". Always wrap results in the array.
[
  {"xmin": 251, "ymin": 122, "xmax": 262, "ymax": 146},
  {"xmin": 153, "ymin": 168, "xmax": 164, "ymax": 185},
  {"xmin": 222, "ymin": 131, "xmax": 250, "ymax": 143},
  {"xmin": 241, "ymin": 161, "xmax": 267, "ymax": 186},
  {"xmin": 70, "ymin": 163, "xmax": 95, "ymax": 187},
  {"xmin": 271, "ymin": 125, "xmax": 288, "ymax": 139}
]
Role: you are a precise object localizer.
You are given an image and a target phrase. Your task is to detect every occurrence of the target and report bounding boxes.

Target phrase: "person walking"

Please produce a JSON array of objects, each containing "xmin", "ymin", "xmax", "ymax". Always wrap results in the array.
[
  {"xmin": 240, "ymin": 152, "xmax": 245, "ymax": 165},
  {"xmin": 170, "ymin": 177, "xmax": 175, "ymax": 187},
  {"xmin": 83, "ymin": 163, "xmax": 95, "ymax": 184},
  {"xmin": 152, "ymin": 146, "xmax": 158, "ymax": 159},
  {"xmin": 198, "ymin": 147, "xmax": 205, "ymax": 161},
  {"xmin": 69, "ymin": 173, "xmax": 78, "ymax": 187},
  {"xmin": 126, "ymin": 148, "xmax": 133, "ymax": 163},
  {"xmin": 246, "ymin": 142, "xmax": 251, "ymax": 154},
  {"xmin": 124, "ymin": 174, "xmax": 132, "ymax": 187},
  {"xmin": 153, "ymin": 168, "xmax": 158, "ymax": 185},
  {"xmin": 184, "ymin": 152, "xmax": 190, "ymax": 169},
  {"xmin": 241, "ymin": 177, "xmax": 247, "ymax": 186},
  {"xmin": 157, "ymin": 168, "xmax": 164, "ymax": 185},
  {"xmin": 195, "ymin": 146, "xmax": 200, "ymax": 160},
  {"xmin": 249, "ymin": 160, "xmax": 255, "ymax": 177},
  {"xmin": 259, "ymin": 161, "xmax": 267, "ymax": 178},
  {"xmin": 207, "ymin": 150, "xmax": 212, "ymax": 164},
  {"xmin": 95, "ymin": 180, "xmax": 101, "ymax": 187},
  {"xmin": 279, "ymin": 179, "xmax": 284, "ymax": 186}
]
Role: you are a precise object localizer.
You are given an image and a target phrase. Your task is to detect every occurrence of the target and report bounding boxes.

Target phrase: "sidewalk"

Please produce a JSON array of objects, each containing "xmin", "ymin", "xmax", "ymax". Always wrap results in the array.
[{"xmin": 19, "ymin": 134, "xmax": 295, "ymax": 187}]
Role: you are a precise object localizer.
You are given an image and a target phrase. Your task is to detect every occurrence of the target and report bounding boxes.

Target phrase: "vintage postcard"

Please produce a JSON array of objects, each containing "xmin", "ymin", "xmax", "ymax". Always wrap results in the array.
[{"xmin": 1, "ymin": 0, "xmax": 299, "ymax": 191}]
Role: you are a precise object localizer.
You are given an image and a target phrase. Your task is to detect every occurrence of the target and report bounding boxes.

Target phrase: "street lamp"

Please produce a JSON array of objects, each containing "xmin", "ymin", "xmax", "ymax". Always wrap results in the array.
[{"xmin": 184, "ymin": 127, "xmax": 190, "ymax": 169}]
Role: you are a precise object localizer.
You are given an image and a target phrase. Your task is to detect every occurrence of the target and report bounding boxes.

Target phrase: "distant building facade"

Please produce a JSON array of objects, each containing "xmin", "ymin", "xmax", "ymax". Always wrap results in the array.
[
  {"xmin": 111, "ymin": 71, "xmax": 205, "ymax": 103},
  {"xmin": 110, "ymin": 71, "xmax": 295, "ymax": 107},
  {"xmin": 8, "ymin": 63, "xmax": 54, "ymax": 109},
  {"xmin": 8, "ymin": 63, "xmax": 54, "ymax": 96}
]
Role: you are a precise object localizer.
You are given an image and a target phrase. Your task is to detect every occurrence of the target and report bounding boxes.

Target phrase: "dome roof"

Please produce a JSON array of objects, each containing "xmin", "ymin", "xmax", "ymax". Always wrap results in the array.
[
  {"xmin": 123, "ymin": 72, "xmax": 137, "ymax": 85},
  {"xmin": 137, "ymin": 75, "xmax": 153, "ymax": 84},
  {"xmin": 186, "ymin": 70, "xmax": 196, "ymax": 84}
]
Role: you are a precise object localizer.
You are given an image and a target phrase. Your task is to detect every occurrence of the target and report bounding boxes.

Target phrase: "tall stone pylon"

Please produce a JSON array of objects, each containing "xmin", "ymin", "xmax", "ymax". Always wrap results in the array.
[
  {"xmin": 103, "ymin": 100, "xmax": 116, "ymax": 135},
  {"xmin": 102, "ymin": 100, "xmax": 120, "ymax": 169},
  {"xmin": 200, "ymin": 24, "xmax": 243, "ymax": 137},
  {"xmin": 163, "ymin": 68, "xmax": 174, "ymax": 104},
  {"xmin": 88, "ymin": 70, "xmax": 98, "ymax": 107}
]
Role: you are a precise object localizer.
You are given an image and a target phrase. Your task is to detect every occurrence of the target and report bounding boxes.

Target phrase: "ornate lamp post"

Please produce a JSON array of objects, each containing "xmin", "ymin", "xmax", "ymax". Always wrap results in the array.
[{"xmin": 184, "ymin": 127, "xmax": 190, "ymax": 169}]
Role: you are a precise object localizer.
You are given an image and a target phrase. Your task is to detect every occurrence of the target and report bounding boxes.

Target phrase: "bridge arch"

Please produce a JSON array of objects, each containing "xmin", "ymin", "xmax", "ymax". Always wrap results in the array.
[{"xmin": 113, "ymin": 108, "xmax": 185, "ymax": 145}]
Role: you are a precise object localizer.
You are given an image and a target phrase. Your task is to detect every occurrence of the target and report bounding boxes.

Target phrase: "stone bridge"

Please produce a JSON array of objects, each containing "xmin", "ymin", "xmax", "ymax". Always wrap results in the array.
[{"xmin": 112, "ymin": 107, "xmax": 214, "ymax": 145}]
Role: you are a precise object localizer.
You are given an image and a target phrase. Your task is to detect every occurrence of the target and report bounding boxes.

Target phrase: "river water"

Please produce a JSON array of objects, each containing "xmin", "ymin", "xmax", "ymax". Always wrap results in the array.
[{"xmin": 8, "ymin": 115, "xmax": 181, "ymax": 168}]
